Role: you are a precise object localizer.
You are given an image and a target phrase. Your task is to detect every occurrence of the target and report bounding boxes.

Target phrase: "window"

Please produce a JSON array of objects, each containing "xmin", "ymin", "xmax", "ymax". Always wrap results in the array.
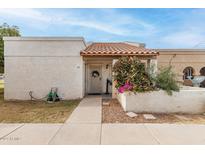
[{"xmin": 183, "ymin": 67, "xmax": 194, "ymax": 80}]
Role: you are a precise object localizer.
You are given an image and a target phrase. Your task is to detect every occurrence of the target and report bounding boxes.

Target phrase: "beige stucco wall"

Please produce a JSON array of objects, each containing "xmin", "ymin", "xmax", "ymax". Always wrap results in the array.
[
  {"xmin": 158, "ymin": 50, "xmax": 205, "ymax": 81},
  {"xmin": 4, "ymin": 37, "xmax": 86, "ymax": 100}
]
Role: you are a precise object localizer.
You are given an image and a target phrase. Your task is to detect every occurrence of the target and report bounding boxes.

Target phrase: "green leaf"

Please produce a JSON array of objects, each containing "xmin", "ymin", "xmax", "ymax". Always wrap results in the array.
[{"xmin": 0, "ymin": 23, "xmax": 21, "ymax": 73}]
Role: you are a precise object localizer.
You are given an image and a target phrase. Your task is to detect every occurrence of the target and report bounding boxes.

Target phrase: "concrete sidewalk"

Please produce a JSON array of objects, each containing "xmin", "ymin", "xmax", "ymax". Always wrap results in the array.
[
  {"xmin": 0, "ymin": 124, "xmax": 62, "ymax": 144},
  {"xmin": 1, "ymin": 123, "xmax": 205, "ymax": 144},
  {"xmin": 1, "ymin": 96, "xmax": 205, "ymax": 144},
  {"xmin": 101, "ymin": 123, "xmax": 205, "ymax": 145}
]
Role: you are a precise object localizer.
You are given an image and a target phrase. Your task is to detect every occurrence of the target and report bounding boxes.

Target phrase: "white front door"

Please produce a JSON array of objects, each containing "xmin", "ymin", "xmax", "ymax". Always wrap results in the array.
[{"xmin": 88, "ymin": 64, "xmax": 102, "ymax": 94}]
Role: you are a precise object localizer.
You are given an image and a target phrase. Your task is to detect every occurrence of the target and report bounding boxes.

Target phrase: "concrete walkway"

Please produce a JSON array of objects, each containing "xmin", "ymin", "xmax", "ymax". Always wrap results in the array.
[
  {"xmin": 49, "ymin": 96, "xmax": 102, "ymax": 145},
  {"xmin": 1, "ymin": 96, "xmax": 205, "ymax": 144},
  {"xmin": 66, "ymin": 96, "xmax": 102, "ymax": 124}
]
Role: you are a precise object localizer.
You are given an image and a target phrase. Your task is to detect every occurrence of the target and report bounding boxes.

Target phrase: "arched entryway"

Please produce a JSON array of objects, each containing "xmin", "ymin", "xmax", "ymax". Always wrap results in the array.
[
  {"xmin": 183, "ymin": 67, "xmax": 194, "ymax": 80},
  {"xmin": 200, "ymin": 67, "xmax": 205, "ymax": 76}
]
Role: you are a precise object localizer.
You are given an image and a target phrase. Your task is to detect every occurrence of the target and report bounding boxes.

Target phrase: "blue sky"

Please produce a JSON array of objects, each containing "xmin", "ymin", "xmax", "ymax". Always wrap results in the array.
[{"xmin": 0, "ymin": 8, "xmax": 205, "ymax": 48}]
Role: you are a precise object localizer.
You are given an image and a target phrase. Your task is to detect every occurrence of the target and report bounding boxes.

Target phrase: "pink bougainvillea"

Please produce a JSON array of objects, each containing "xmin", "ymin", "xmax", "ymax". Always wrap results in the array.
[
  {"xmin": 118, "ymin": 82, "xmax": 133, "ymax": 93},
  {"xmin": 118, "ymin": 86, "xmax": 125, "ymax": 93}
]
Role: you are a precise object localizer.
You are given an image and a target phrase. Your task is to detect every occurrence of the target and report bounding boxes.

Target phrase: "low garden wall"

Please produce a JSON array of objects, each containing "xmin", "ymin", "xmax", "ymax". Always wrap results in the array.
[{"xmin": 117, "ymin": 86, "xmax": 205, "ymax": 114}]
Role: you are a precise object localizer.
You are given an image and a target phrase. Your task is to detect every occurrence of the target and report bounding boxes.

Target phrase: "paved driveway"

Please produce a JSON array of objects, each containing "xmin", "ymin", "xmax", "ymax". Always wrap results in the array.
[{"xmin": 0, "ymin": 96, "xmax": 205, "ymax": 145}]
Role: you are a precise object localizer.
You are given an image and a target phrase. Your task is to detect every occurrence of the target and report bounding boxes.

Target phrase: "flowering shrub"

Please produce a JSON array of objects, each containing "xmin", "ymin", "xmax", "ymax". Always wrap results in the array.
[
  {"xmin": 113, "ymin": 56, "xmax": 180, "ymax": 95},
  {"xmin": 113, "ymin": 56, "xmax": 154, "ymax": 93}
]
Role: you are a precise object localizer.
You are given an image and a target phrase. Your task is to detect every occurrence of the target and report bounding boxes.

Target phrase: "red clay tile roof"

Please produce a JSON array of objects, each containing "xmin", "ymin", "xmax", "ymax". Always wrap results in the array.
[{"xmin": 80, "ymin": 42, "xmax": 158, "ymax": 56}]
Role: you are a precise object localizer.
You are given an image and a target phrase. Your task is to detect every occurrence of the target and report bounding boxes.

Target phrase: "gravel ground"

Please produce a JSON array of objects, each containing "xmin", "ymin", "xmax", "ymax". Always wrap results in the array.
[{"xmin": 102, "ymin": 99, "xmax": 205, "ymax": 124}]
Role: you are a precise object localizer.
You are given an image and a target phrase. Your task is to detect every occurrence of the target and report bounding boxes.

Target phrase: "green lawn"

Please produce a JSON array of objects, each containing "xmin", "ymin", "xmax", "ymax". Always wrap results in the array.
[{"xmin": 0, "ymin": 80, "xmax": 80, "ymax": 123}]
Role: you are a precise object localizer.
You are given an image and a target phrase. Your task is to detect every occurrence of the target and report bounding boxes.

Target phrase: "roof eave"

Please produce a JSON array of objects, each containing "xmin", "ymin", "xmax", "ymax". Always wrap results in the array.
[{"xmin": 80, "ymin": 53, "xmax": 159, "ymax": 56}]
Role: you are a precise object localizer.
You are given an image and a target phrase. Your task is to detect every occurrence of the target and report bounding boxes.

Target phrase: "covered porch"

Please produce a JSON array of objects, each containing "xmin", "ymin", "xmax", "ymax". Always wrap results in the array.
[{"xmin": 80, "ymin": 42, "xmax": 159, "ymax": 97}]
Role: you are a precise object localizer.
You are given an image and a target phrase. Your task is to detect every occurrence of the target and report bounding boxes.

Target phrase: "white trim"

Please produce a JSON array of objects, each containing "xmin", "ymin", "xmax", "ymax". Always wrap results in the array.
[
  {"xmin": 3, "ymin": 36, "xmax": 85, "ymax": 42},
  {"xmin": 158, "ymin": 49, "xmax": 205, "ymax": 52}
]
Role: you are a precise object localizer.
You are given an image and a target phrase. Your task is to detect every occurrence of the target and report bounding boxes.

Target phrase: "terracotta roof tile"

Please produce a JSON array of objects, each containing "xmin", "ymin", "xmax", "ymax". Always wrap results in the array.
[{"xmin": 80, "ymin": 42, "xmax": 158, "ymax": 56}]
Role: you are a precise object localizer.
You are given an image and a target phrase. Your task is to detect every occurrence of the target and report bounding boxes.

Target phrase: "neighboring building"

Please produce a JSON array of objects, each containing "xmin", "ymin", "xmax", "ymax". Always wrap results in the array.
[
  {"xmin": 3, "ymin": 37, "xmax": 205, "ymax": 100},
  {"xmin": 158, "ymin": 49, "xmax": 205, "ymax": 82}
]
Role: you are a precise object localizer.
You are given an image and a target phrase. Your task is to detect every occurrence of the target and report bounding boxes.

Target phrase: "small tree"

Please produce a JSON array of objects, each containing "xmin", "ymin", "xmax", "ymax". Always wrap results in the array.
[
  {"xmin": 113, "ymin": 56, "xmax": 154, "ymax": 93},
  {"xmin": 155, "ymin": 66, "xmax": 180, "ymax": 95},
  {"xmin": 0, "ymin": 23, "xmax": 21, "ymax": 73}
]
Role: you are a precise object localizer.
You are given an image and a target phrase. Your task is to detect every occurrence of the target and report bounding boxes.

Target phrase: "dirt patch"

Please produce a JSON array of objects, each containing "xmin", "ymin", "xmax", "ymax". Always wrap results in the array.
[
  {"xmin": 0, "ymin": 86, "xmax": 81, "ymax": 123},
  {"xmin": 0, "ymin": 99, "xmax": 80, "ymax": 123},
  {"xmin": 102, "ymin": 99, "xmax": 205, "ymax": 124}
]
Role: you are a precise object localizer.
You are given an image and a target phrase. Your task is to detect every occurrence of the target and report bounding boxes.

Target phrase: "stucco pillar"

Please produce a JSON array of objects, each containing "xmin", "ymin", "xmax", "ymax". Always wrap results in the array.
[
  {"xmin": 147, "ymin": 59, "xmax": 151, "ymax": 73},
  {"xmin": 112, "ymin": 59, "xmax": 118, "ymax": 98},
  {"xmin": 150, "ymin": 58, "xmax": 158, "ymax": 76}
]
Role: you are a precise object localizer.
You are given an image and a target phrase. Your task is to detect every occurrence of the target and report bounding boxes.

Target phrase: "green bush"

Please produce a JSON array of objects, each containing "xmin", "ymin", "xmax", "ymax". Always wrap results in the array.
[
  {"xmin": 0, "ymin": 23, "xmax": 21, "ymax": 73},
  {"xmin": 155, "ymin": 66, "xmax": 180, "ymax": 95},
  {"xmin": 113, "ymin": 56, "xmax": 154, "ymax": 93},
  {"xmin": 0, "ymin": 66, "xmax": 3, "ymax": 74}
]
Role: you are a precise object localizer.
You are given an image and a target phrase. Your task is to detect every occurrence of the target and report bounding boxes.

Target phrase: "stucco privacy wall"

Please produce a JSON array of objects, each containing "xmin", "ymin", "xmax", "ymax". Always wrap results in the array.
[
  {"xmin": 158, "ymin": 50, "xmax": 205, "ymax": 81},
  {"xmin": 117, "ymin": 87, "xmax": 205, "ymax": 114},
  {"xmin": 4, "ymin": 37, "xmax": 86, "ymax": 100}
]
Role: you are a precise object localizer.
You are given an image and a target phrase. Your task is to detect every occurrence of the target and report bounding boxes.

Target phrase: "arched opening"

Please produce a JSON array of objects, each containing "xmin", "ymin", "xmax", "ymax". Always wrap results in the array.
[
  {"xmin": 200, "ymin": 67, "xmax": 205, "ymax": 76},
  {"xmin": 183, "ymin": 67, "xmax": 194, "ymax": 80}
]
